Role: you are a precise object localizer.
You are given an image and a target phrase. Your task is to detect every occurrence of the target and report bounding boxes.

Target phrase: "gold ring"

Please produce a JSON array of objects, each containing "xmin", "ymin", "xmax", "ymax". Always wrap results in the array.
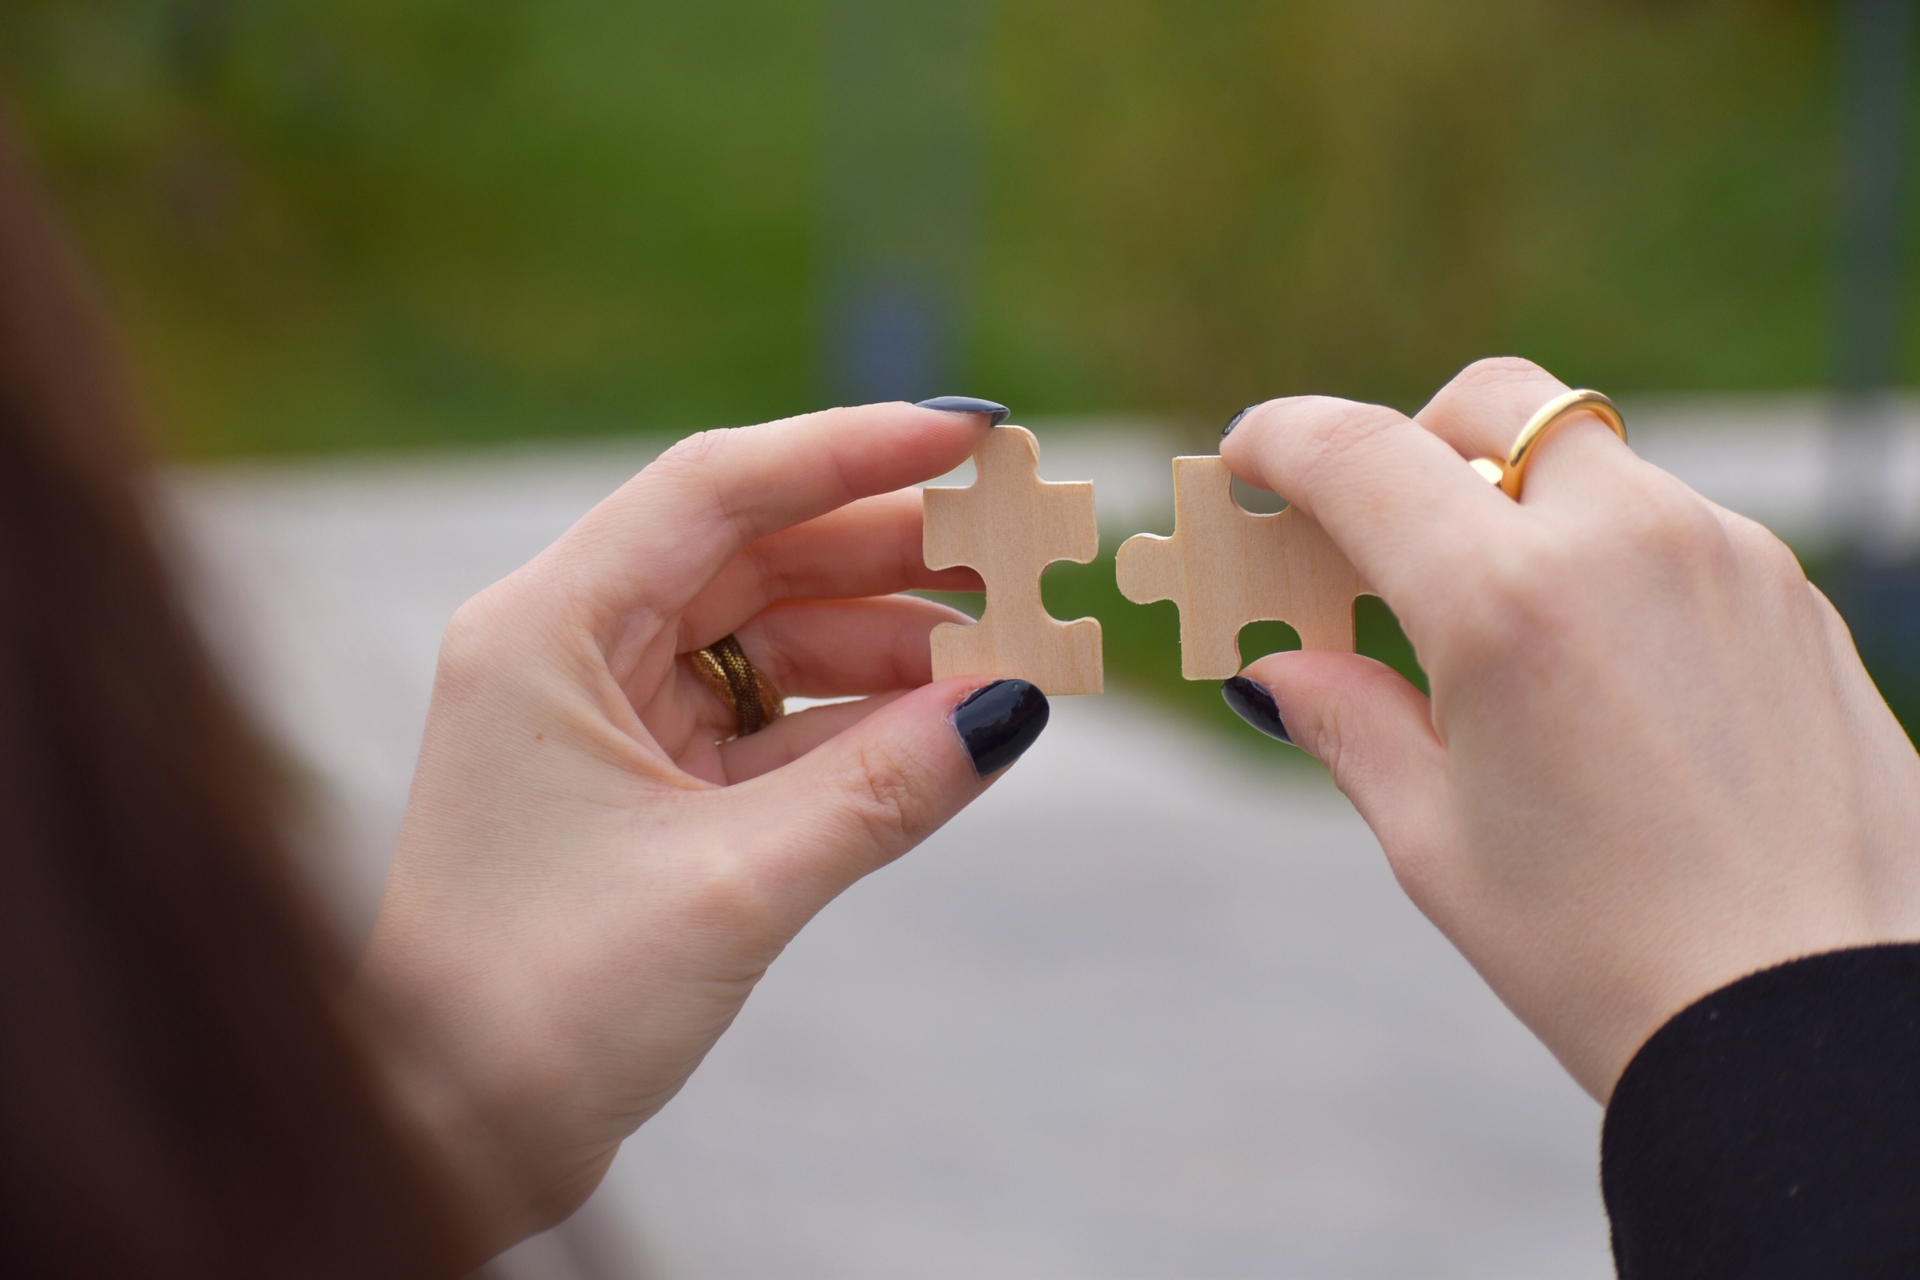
[
  {"xmin": 1469, "ymin": 389, "xmax": 1627, "ymax": 499},
  {"xmin": 688, "ymin": 634, "xmax": 785, "ymax": 737}
]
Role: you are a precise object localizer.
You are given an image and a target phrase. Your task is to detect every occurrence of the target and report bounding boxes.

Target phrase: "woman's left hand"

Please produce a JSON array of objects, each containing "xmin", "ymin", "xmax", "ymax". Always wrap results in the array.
[{"xmin": 361, "ymin": 403, "xmax": 1039, "ymax": 1245}]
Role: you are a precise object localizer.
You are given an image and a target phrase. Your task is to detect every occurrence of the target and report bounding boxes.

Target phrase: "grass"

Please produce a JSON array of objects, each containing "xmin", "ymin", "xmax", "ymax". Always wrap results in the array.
[
  {"xmin": 10, "ymin": 2, "xmax": 1920, "ymax": 746},
  {"xmin": 0, "ymin": 1, "xmax": 1903, "ymax": 461}
]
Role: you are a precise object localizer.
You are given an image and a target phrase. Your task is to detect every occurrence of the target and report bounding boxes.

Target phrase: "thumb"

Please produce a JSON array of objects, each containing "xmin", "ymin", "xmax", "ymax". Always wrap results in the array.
[
  {"xmin": 738, "ymin": 677, "xmax": 1048, "ymax": 907},
  {"xmin": 1230, "ymin": 650, "xmax": 1456, "ymax": 891}
]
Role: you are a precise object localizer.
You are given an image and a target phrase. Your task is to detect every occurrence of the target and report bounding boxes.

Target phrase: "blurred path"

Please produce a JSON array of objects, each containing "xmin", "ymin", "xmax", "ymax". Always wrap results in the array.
[
  {"xmin": 597, "ymin": 698, "xmax": 1608, "ymax": 1279},
  {"xmin": 162, "ymin": 395, "xmax": 1872, "ymax": 1279}
]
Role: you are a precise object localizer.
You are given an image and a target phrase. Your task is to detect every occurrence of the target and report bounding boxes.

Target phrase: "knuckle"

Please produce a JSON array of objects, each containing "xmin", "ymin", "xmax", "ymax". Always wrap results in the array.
[
  {"xmin": 842, "ymin": 742, "xmax": 932, "ymax": 856},
  {"xmin": 1453, "ymin": 355, "xmax": 1548, "ymax": 391},
  {"xmin": 1424, "ymin": 358, "xmax": 1558, "ymax": 454},
  {"xmin": 1427, "ymin": 357, "xmax": 1553, "ymax": 423},
  {"xmin": 1596, "ymin": 486, "xmax": 1738, "ymax": 594},
  {"xmin": 1725, "ymin": 510, "xmax": 1804, "ymax": 580},
  {"xmin": 680, "ymin": 845, "xmax": 783, "ymax": 941},
  {"xmin": 1290, "ymin": 400, "xmax": 1402, "ymax": 487},
  {"xmin": 653, "ymin": 427, "xmax": 731, "ymax": 475},
  {"xmin": 437, "ymin": 587, "xmax": 511, "ymax": 686},
  {"xmin": 1455, "ymin": 540, "xmax": 1564, "ymax": 651},
  {"xmin": 1443, "ymin": 483, "xmax": 1742, "ymax": 667},
  {"xmin": 1431, "ymin": 534, "xmax": 1596, "ymax": 685},
  {"xmin": 1382, "ymin": 838, "xmax": 1449, "ymax": 911},
  {"xmin": 1311, "ymin": 696, "xmax": 1363, "ymax": 795},
  {"xmin": 1621, "ymin": 483, "xmax": 1719, "ymax": 550},
  {"xmin": 652, "ymin": 840, "xmax": 787, "ymax": 959},
  {"xmin": 432, "ymin": 575, "xmax": 573, "ymax": 707},
  {"xmin": 649, "ymin": 426, "xmax": 756, "ymax": 541},
  {"xmin": 1808, "ymin": 581, "xmax": 1854, "ymax": 645},
  {"xmin": 1760, "ymin": 539, "xmax": 1813, "ymax": 597},
  {"xmin": 1223, "ymin": 396, "xmax": 1403, "ymax": 500}
]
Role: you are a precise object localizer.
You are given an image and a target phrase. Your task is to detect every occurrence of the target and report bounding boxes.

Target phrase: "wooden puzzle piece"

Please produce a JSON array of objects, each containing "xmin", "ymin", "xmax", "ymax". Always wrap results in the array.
[
  {"xmin": 1116, "ymin": 456, "xmax": 1367, "ymax": 680},
  {"xmin": 923, "ymin": 425, "xmax": 1103, "ymax": 695}
]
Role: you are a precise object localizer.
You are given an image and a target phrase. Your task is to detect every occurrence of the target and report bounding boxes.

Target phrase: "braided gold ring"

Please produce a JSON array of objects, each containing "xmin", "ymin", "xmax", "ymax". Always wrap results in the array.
[
  {"xmin": 688, "ymin": 634, "xmax": 785, "ymax": 737},
  {"xmin": 1469, "ymin": 389, "xmax": 1627, "ymax": 499}
]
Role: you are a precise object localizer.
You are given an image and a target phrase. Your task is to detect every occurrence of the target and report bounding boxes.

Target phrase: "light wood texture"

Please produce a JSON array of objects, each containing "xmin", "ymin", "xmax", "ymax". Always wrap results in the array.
[
  {"xmin": 924, "ymin": 426, "xmax": 1103, "ymax": 695},
  {"xmin": 1116, "ymin": 455, "xmax": 1367, "ymax": 680}
]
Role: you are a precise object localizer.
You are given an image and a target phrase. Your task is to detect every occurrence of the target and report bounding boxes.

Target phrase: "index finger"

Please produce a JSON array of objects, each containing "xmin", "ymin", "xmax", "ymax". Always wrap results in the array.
[
  {"xmin": 1220, "ymin": 395, "xmax": 1516, "ymax": 616},
  {"xmin": 539, "ymin": 402, "xmax": 992, "ymax": 627}
]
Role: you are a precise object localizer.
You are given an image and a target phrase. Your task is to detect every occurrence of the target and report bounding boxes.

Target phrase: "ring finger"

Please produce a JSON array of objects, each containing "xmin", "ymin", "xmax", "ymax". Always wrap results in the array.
[
  {"xmin": 667, "ymin": 596, "xmax": 965, "ymax": 783},
  {"xmin": 1416, "ymin": 357, "xmax": 1633, "ymax": 506},
  {"xmin": 730, "ymin": 594, "xmax": 970, "ymax": 701}
]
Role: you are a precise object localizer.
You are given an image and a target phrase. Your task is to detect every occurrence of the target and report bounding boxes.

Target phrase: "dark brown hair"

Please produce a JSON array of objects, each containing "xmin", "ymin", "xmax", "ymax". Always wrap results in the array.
[{"xmin": 0, "ymin": 110, "xmax": 472, "ymax": 1277}]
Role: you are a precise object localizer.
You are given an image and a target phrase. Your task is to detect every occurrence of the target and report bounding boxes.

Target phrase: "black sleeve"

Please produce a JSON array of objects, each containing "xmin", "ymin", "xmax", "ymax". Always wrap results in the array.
[{"xmin": 1601, "ymin": 944, "xmax": 1920, "ymax": 1280}]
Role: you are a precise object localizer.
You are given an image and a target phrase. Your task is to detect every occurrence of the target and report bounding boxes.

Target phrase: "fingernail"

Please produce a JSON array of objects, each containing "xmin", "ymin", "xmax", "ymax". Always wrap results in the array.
[
  {"xmin": 952, "ymin": 679, "xmax": 1049, "ymax": 776},
  {"xmin": 1222, "ymin": 404, "xmax": 1259, "ymax": 438},
  {"xmin": 1221, "ymin": 676, "xmax": 1290, "ymax": 743},
  {"xmin": 917, "ymin": 396, "xmax": 1010, "ymax": 427}
]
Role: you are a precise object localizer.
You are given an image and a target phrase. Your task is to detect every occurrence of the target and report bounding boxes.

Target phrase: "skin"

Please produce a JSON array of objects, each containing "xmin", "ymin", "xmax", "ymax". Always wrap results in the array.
[
  {"xmin": 368, "ymin": 361, "xmax": 1920, "ymax": 1248},
  {"xmin": 1223, "ymin": 357, "xmax": 1920, "ymax": 1101},
  {"xmin": 361, "ymin": 402, "xmax": 1011, "ymax": 1245}
]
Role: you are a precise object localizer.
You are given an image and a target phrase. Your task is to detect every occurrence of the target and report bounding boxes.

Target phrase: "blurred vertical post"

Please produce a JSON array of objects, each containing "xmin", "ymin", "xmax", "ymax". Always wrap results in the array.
[
  {"xmin": 817, "ymin": 0, "xmax": 994, "ymax": 405},
  {"xmin": 1830, "ymin": 0, "xmax": 1914, "ymax": 556},
  {"xmin": 1831, "ymin": 0, "xmax": 1919, "ymax": 729}
]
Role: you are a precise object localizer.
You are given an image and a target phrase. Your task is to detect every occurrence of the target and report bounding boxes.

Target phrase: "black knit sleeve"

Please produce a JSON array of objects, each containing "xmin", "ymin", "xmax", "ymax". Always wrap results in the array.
[{"xmin": 1601, "ymin": 944, "xmax": 1920, "ymax": 1280}]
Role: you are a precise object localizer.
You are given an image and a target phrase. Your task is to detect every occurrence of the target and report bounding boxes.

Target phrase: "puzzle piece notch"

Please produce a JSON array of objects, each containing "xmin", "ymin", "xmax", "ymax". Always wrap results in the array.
[
  {"xmin": 923, "ymin": 425, "xmax": 1103, "ymax": 696},
  {"xmin": 1115, "ymin": 455, "xmax": 1367, "ymax": 680}
]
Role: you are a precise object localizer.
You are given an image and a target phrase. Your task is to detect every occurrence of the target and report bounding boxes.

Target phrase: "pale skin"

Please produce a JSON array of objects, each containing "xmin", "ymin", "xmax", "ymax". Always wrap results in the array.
[
  {"xmin": 366, "ymin": 361, "xmax": 1920, "ymax": 1249},
  {"xmin": 1223, "ymin": 357, "xmax": 1920, "ymax": 1100},
  {"xmin": 363, "ymin": 402, "xmax": 1006, "ymax": 1245}
]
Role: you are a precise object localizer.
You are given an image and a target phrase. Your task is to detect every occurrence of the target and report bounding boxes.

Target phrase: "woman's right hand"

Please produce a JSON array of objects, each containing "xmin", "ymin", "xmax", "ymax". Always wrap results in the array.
[{"xmin": 1223, "ymin": 358, "xmax": 1920, "ymax": 1101}]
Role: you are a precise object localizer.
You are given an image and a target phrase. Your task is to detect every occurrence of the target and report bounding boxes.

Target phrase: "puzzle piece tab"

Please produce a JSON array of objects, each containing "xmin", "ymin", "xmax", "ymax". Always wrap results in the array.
[
  {"xmin": 924, "ymin": 425, "xmax": 1103, "ymax": 695},
  {"xmin": 1116, "ymin": 455, "xmax": 1366, "ymax": 680}
]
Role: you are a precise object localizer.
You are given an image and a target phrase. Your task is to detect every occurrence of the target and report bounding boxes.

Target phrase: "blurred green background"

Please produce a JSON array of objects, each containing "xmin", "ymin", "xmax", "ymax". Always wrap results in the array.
[
  {"xmin": 0, "ymin": 0, "xmax": 1869, "ymax": 457},
  {"xmin": 1, "ymin": 0, "xmax": 1905, "ymax": 744}
]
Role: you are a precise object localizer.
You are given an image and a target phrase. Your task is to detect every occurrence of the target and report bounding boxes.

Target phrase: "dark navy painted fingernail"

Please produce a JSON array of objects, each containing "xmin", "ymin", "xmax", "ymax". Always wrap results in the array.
[
  {"xmin": 952, "ymin": 679, "xmax": 1049, "ymax": 776},
  {"xmin": 917, "ymin": 396, "xmax": 1010, "ymax": 426},
  {"xmin": 1222, "ymin": 676, "xmax": 1290, "ymax": 743},
  {"xmin": 1222, "ymin": 404, "xmax": 1259, "ymax": 438}
]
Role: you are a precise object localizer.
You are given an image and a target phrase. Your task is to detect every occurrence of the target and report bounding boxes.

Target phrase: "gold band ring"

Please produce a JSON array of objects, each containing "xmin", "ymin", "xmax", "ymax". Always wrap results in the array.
[
  {"xmin": 688, "ymin": 634, "xmax": 786, "ymax": 737},
  {"xmin": 1469, "ymin": 389, "xmax": 1627, "ymax": 499}
]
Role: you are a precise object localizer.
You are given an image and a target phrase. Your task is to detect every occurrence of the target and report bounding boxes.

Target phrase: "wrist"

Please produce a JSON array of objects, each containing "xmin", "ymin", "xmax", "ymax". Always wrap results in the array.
[{"xmin": 355, "ymin": 934, "xmax": 610, "ymax": 1255}]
